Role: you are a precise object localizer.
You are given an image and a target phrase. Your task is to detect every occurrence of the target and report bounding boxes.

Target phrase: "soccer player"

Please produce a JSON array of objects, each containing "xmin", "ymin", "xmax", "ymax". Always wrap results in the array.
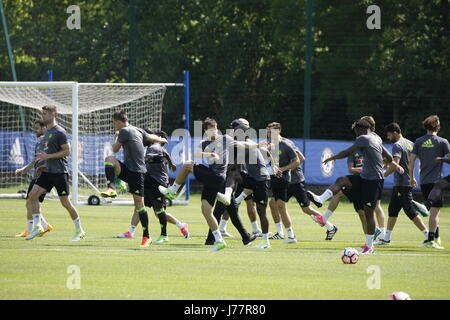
[
  {"xmin": 159, "ymin": 118, "xmax": 236, "ymax": 251},
  {"xmin": 283, "ymin": 141, "xmax": 338, "ymax": 240},
  {"xmin": 307, "ymin": 120, "xmax": 403, "ymax": 254},
  {"xmin": 262, "ymin": 122, "xmax": 300, "ymax": 243},
  {"xmin": 375, "ymin": 123, "xmax": 429, "ymax": 245},
  {"xmin": 25, "ymin": 105, "xmax": 85, "ymax": 241},
  {"xmin": 101, "ymin": 110, "xmax": 168, "ymax": 247},
  {"xmin": 206, "ymin": 119, "xmax": 265, "ymax": 246},
  {"xmin": 262, "ymin": 123, "xmax": 338, "ymax": 242},
  {"xmin": 321, "ymin": 148, "xmax": 368, "ymax": 235},
  {"xmin": 204, "ymin": 165, "xmax": 257, "ymax": 247},
  {"xmin": 409, "ymin": 115, "xmax": 450, "ymax": 249},
  {"xmin": 360, "ymin": 116, "xmax": 387, "ymax": 241},
  {"xmin": 143, "ymin": 129, "xmax": 189, "ymax": 243},
  {"xmin": 15, "ymin": 120, "xmax": 53, "ymax": 237}
]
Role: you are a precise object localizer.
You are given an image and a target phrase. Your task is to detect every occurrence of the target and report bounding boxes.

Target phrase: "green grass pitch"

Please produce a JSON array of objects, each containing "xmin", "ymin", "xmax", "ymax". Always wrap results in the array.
[{"xmin": 1, "ymin": 195, "xmax": 449, "ymax": 300}]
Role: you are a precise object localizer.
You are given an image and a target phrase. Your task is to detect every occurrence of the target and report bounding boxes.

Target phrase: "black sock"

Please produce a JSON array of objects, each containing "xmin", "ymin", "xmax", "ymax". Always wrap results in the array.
[
  {"xmin": 435, "ymin": 227, "xmax": 439, "ymax": 239},
  {"xmin": 138, "ymin": 209, "xmax": 149, "ymax": 238},
  {"xmin": 156, "ymin": 209, "xmax": 167, "ymax": 236},
  {"xmin": 427, "ymin": 232, "xmax": 435, "ymax": 242},
  {"xmin": 105, "ymin": 164, "xmax": 116, "ymax": 189}
]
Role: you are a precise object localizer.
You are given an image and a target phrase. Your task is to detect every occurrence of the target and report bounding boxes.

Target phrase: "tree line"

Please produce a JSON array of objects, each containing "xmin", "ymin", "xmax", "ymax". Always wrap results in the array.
[{"xmin": 1, "ymin": 0, "xmax": 448, "ymax": 141}]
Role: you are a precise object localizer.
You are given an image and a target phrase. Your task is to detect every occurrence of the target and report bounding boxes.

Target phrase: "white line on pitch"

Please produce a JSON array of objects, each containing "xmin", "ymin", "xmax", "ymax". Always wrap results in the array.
[{"xmin": 4, "ymin": 247, "xmax": 450, "ymax": 257}]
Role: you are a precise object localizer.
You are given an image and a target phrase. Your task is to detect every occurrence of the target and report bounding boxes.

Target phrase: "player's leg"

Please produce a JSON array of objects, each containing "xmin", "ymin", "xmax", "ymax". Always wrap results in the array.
[
  {"xmin": 127, "ymin": 172, "xmax": 150, "ymax": 247},
  {"xmin": 159, "ymin": 161, "xmax": 194, "ymax": 200},
  {"xmin": 376, "ymin": 188, "xmax": 401, "ymax": 245},
  {"xmin": 246, "ymin": 198, "xmax": 262, "ymax": 236},
  {"xmin": 201, "ymin": 194, "xmax": 227, "ymax": 251},
  {"xmin": 24, "ymin": 182, "xmax": 48, "ymax": 240},
  {"xmin": 321, "ymin": 191, "xmax": 343, "ymax": 223},
  {"xmin": 216, "ymin": 167, "xmax": 240, "ymax": 206},
  {"xmin": 251, "ymin": 181, "xmax": 271, "ymax": 249},
  {"xmin": 374, "ymin": 200, "xmax": 386, "ymax": 241},
  {"xmin": 215, "ymin": 190, "xmax": 257, "ymax": 246},
  {"xmin": 59, "ymin": 195, "xmax": 85, "ymax": 241},
  {"xmin": 101, "ymin": 156, "xmax": 122, "ymax": 197},
  {"xmin": 164, "ymin": 212, "xmax": 189, "ymax": 238},
  {"xmin": 424, "ymin": 178, "xmax": 449, "ymax": 248},
  {"xmin": 421, "ymin": 184, "xmax": 443, "ymax": 248},
  {"xmin": 360, "ymin": 179, "xmax": 382, "ymax": 254},
  {"xmin": 219, "ymin": 212, "xmax": 233, "ymax": 237},
  {"xmin": 269, "ymin": 198, "xmax": 284, "ymax": 239},
  {"xmin": 400, "ymin": 187, "xmax": 429, "ymax": 243},
  {"xmin": 135, "ymin": 194, "xmax": 151, "ymax": 247},
  {"xmin": 116, "ymin": 166, "xmax": 138, "ymax": 238},
  {"xmin": 205, "ymin": 202, "xmax": 226, "ymax": 245},
  {"xmin": 292, "ymin": 182, "xmax": 338, "ymax": 238},
  {"xmin": 425, "ymin": 176, "xmax": 450, "ymax": 209},
  {"xmin": 18, "ymin": 178, "xmax": 50, "ymax": 237},
  {"xmin": 193, "ymin": 166, "xmax": 227, "ymax": 251},
  {"xmin": 152, "ymin": 199, "xmax": 169, "ymax": 244},
  {"xmin": 306, "ymin": 175, "xmax": 353, "ymax": 207},
  {"xmin": 54, "ymin": 173, "xmax": 85, "ymax": 241}
]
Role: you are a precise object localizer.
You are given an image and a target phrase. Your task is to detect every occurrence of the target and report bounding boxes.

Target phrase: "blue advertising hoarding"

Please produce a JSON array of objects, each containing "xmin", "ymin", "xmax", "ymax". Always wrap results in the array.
[{"xmin": 2, "ymin": 131, "xmax": 449, "ymax": 189}]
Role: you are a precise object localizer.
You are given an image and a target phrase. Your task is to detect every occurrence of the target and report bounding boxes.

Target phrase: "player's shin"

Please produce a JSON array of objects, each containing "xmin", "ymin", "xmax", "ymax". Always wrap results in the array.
[
  {"xmin": 155, "ymin": 209, "xmax": 167, "ymax": 236},
  {"xmin": 138, "ymin": 207, "xmax": 150, "ymax": 238}
]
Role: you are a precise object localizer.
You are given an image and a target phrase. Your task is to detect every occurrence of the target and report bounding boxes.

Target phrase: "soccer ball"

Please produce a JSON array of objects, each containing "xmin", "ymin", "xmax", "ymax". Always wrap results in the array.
[
  {"xmin": 387, "ymin": 291, "xmax": 411, "ymax": 300},
  {"xmin": 341, "ymin": 248, "xmax": 359, "ymax": 264}
]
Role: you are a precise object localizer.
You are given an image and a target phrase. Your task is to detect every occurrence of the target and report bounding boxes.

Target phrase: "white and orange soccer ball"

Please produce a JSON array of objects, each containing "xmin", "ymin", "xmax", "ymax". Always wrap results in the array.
[
  {"xmin": 341, "ymin": 248, "xmax": 359, "ymax": 264},
  {"xmin": 387, "ymin": 291, "xmax": 412, "ymax": 300}
]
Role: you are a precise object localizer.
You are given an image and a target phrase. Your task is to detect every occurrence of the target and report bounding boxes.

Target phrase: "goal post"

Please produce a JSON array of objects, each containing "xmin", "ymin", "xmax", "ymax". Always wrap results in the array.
[{"xmin": 0, "ymin": 74, "xmax": 190, "ymax": 206}]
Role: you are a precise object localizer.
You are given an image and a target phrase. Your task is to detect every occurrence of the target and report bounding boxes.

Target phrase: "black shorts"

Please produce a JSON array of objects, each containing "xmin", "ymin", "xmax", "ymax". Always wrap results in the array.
[
  {"xmin": 287, "ymin": 182, "xmax": 310, "ymax": 207},
  {"xmin": 27, "ymin": 178, "xmax": 46, "ymax": 203},
  {"xmin": 270, "ymin": 176, "xmax": 290, "ymax": 202},
  {"xmin": 444, "ymin": 175, "xmax": 450, "ymax": 183},
  {"xmin": 341, "ymin": 175, "xmax": 363, "ymax": 211},
  {"xmin": 35, "ymin": 172, "xmax": 70, "ymax": 197},
  {"xmin": 193, "ymin": 163, "xmax": 225, "ymax": 206},
  {"xmin": 389, "ymin": 186, "xmax": 418, "ymax": 220},
  {"xmin": 144, "ymin": 175, "xmax": 166, "ymax": 210},
  {"xmin": 421, "ymin": 183, "xmax": 443, "ymax": 208},
  {"xmin": 241, "ymin": 173, "xmax": 269, "ymax": 207},
  {"xmin": 361, "ymin": 178, "xmax": 384, "ymax": 209},
  {"xmin": 117, "ymin": 161, "xmax": 145, "ymax": 197}
]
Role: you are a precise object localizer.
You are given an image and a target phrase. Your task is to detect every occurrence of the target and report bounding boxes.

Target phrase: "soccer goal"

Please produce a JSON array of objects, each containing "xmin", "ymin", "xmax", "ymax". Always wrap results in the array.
[{"xmin": 0, "ymin": 76, "xmax": 191, "ymax": 206}]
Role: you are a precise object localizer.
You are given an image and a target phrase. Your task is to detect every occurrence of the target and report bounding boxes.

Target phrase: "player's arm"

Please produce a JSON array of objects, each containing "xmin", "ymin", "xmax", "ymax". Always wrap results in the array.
[
  {"xmin": 193, "ymin": 147, "xmax": 219, "ymax": 160},
  {"xmin": 348, "ymin": 162, "xmax": 362, "ymax": 175},
  {"xmin": 260, "ymin": 147, "xmax": 279, "ymax": 173},
  {"xmin": 382, "ymin": 146, "xmax": 403, "ymax": 174},
  {"xmin": 112, "ymin": 132, "xmax": 122, "ymax": 153},
  {"xmin": 37, "ymin": 143, "xmax": 70, "ymax": 161},
  {"xmin": 296, "ymin": 150, "xmax": 305, "ymax": 164},
  {"xmin": 162, "ymin": 149, "xmax": 177, "ymax": 171},
  {"xmin": 234, "ymin": 140, "xmax": 258, "ymax": 149},
  {"xmin": 384, "ymin": 156, "xmax": 401, "ymax": 177},
  {"xmin": 146, "ymin": 134, "xmax": 168, "ymax": 145},
  {"xmin": 435, "ymin": 153, "xmax": 450, "ymax": 164},
  {"xmin": 323, "ymin": 145, "xmax": 359, "ymax": 164},
  {"xmin": 15, "ymin": 159, "xmax": 37, "ymax": 176},
  {"xmin": 280, "ymin": 155, "xmax": 300, "ymax": 172},
  {"xmin": 408, "ymin": 153, "xmax": 418, "ymax": 187}
]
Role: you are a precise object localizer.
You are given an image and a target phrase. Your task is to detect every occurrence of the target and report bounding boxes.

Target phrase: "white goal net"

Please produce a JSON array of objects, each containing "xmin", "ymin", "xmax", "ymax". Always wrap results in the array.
[{"xmin": 0, "ymin": 82, "xmax": 169, "ymax": 204}]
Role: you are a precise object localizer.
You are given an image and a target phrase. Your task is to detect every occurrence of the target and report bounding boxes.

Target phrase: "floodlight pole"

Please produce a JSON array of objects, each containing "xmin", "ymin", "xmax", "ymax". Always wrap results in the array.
[
  {"xmin": 0, "ymin": 0, "xmax": 26, "ymax": 132},
  {"xmin": 183, "ymin": 70, "xmax": 190, "ymax": 201},
  {"xmin": 303, "ymin": 0, "xmax": 313, "ymax": 170},
  {"xmin": 128, "ymin": 0, "xmax": 137, "ymax": 82}
]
